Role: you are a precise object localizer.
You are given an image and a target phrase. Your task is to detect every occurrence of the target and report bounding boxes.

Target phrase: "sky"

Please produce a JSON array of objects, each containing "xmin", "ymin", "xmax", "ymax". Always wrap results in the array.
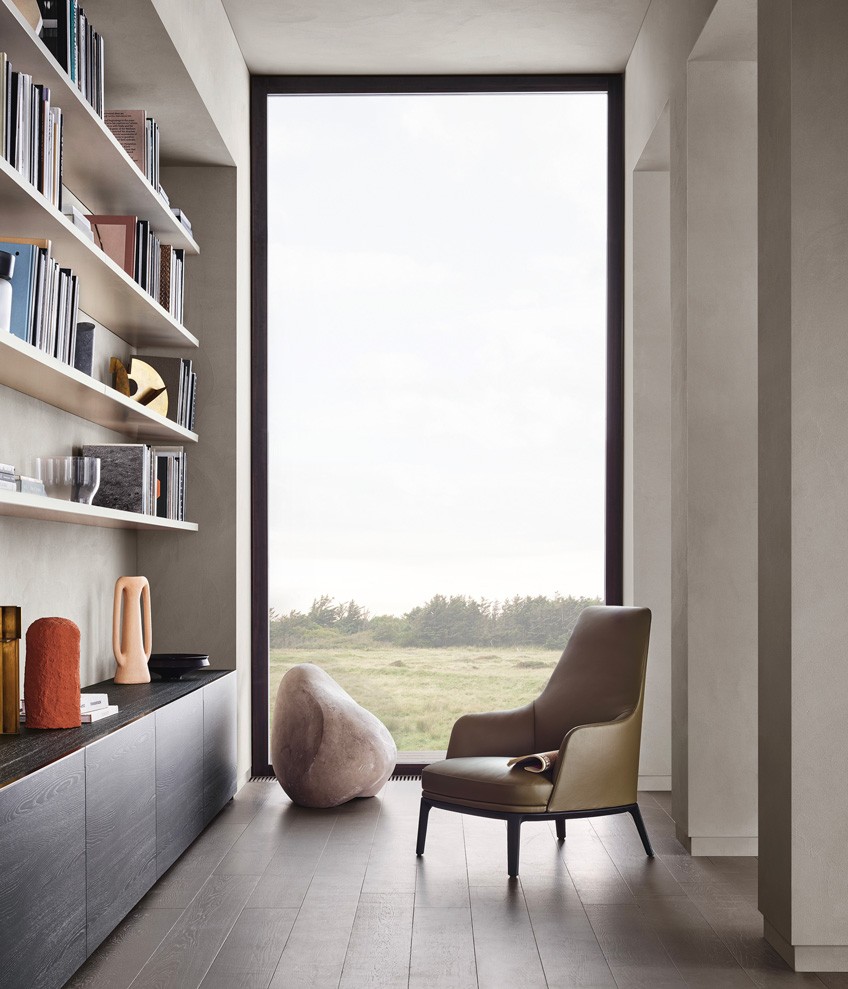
[{"xmin": 266, "ymin": 92, "xmax": 608, "ymax": 617}]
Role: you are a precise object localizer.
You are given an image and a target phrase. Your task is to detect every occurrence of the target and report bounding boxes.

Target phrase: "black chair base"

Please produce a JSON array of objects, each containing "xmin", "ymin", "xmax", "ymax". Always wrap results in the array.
[{"xmin": 416, "ymin": 796, "xmax": 654, "ymax": 877}]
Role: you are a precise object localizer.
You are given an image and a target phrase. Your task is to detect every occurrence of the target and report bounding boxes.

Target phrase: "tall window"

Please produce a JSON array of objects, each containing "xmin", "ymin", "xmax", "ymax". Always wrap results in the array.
[{"xmin": 252, "ymin": 78, "xmax": 622, "ymax": 771}]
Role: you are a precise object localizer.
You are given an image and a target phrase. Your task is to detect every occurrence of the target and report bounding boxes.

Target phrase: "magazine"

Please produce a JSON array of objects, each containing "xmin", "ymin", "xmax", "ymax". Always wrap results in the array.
[{"xmin": 506, "ymin": 750, "xmax": 558, "ymax": 774}]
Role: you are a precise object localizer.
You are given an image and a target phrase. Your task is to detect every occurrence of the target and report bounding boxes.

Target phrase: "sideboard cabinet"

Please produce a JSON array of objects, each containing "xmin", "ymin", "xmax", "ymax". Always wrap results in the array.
[{"xmin": 0, "ymin": 670, "xmax": 236, "ymax": 989}]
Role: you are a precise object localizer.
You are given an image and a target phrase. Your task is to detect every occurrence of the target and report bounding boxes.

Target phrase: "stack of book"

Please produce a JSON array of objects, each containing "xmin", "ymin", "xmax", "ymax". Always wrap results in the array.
[
  {"xmin": 81, "ymin": 442, "xmax": 188, "ymax": 521},
  {"xmin": 104, "ymin": 110, "xmax": 160, "ymax": 195},
  {"xmin": 0, "ymin": 236, "xmax": 80, "ymax": 364},
  {"xmin": 85, "ymin": 214, "xmax": 186, "ymax": 320},
  {"xmin": 131, "ymin": 355, "xmax": 197, "ymax": 431},
  {"xmin": 0, "ymin": 463, "xmax": 46, "ymax": 495},
  {"xmin": 37, "ymin": 0, "xmax": 105, "ymax": 117},
  {"xmin": 20, "ymin": 692, "xmax": 119, "ymax": 723},
  {"xmin": 0, "ymin": 52, "xmax": 64, "ymax": 207}
]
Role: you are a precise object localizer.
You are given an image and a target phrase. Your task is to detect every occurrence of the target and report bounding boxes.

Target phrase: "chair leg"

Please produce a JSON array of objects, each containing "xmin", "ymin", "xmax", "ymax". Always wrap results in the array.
[
  {"xmin": 555, "ymin": 818, "xmax": 566, "ymax": 841},
  {"xmin": 629, "ymin": 804, "xmax": 654, "ymax": 857},
  {"xmin": 507, "ymin": 816, "xmax": 522, "ymax": 877},
  {"xmin": 416, "ymin": 798, "xmax": 432, "ymax": 856}
]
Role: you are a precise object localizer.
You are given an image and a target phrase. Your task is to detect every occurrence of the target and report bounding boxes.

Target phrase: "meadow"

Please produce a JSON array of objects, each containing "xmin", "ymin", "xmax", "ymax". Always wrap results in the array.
[{"xmin": 269, "ymin": 645, "xmax": 563, "ymax": 752}]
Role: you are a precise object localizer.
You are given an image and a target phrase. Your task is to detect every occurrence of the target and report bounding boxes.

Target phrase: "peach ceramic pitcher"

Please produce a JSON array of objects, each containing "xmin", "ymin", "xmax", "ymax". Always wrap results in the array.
[{"xmin": 113, "ymin": 576, "xmax": 152, "ymax": 683}]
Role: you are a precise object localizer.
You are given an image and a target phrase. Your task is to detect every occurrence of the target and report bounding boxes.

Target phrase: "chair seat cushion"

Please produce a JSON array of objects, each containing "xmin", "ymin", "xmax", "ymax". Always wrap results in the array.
[{"xmin": 422, "ymin": 757, "xmax": 553, "ymax": 813}]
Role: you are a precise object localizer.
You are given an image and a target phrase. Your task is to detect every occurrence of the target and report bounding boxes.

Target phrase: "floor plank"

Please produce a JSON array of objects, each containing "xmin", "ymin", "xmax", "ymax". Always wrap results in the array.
[
  {"xmin": 338, "ymin": 892, "xmax": 414, "ymax": 988},
  {"xmin": 198, "ymin": 908, "xmax": 298, "ymax": 989},
  {"xmin": 128, "ymin": 874, "xmax": 260, "ymax": 989},
  {"xmin": 469, "ymin": 884, "xmax": 547, "ymax": 988}
]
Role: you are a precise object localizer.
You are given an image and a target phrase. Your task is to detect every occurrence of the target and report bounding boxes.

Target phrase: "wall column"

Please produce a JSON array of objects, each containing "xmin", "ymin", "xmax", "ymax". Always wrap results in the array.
[
  {"xmin": 681, "ymin": 54, "xmax": 758, "ymax": 855},
  {"xmin": 759, "ymin": 0, "xmax": 848, "ymax": 970}
]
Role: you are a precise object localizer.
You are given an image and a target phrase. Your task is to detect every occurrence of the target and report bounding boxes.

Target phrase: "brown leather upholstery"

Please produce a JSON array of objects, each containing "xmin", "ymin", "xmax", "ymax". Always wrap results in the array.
[
  {"xmin": 422, "ymin": 757, "xmax": 553, "ymax": 813},
  {"xmin": 422, "ymin": 605, "xmax": 651, "ymax": 814}
]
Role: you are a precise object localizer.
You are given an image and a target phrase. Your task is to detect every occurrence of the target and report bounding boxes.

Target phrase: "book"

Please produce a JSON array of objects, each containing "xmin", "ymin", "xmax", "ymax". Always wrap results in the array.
[
  {"xmin": 506, "ymin": 751, "xmax": 559, "ymax": 774},
  {"xmin": 139, "ymin": 356, "xmax": 194, "ymax": 428},
  {"xmin": 0, "ymin": 239, "xmax": 39, "ymax": 341},
  {"xmin": 86, "ymin": 215, "xmax": 136, "ymax": 275},
  {"xmin": 73, "ymin": 320, "xmax": 94, "ymax": 375},
  {"xmin": 81, "ymin": 704, "xmax": 118, "ymax": 723},
  {"xmin": 80, "ymin": 693, "xmax": 109, "ymax": 711},
  {"xmin": 82, "ymin": 443, "xmax": 151, "ymax": 514},
  {"xmin": 16, "ymin": 475, "xmax": 45, "ymax": 495},
  {"xmin": 62, "ymin": 203, "xmax": 93, "ymax": 239},
  {"xmin": 104, "ymin": 109, "xmax": 145, "ymax": 172}
]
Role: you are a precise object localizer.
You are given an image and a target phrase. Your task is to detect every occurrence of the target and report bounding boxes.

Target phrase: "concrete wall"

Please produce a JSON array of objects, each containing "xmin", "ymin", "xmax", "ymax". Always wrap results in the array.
[
  {"xmin": 685, "ymin": 55, "xmax": 758, "ymax": 853},
  {"xmin": 624, "ymin": 0, "xmax": 718, "ymax": 802},
  {"xmin": 759, "ymin": 0, "xmax": 848, "ymax": 969}
]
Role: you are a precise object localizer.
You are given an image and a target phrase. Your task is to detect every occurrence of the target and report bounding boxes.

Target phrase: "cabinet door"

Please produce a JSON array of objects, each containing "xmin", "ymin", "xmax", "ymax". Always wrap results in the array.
[
  {"xmin": 155, "ymin": 688, "xmax": 204, "ymax": 877},
  {"xmin": 203, "ymin": 673, "xmax": 237, "ymax": 824},
  {"xmin": 85, "ymin": 716, "xmax": 156, "ymax": 955},
  {"xmin": 0, "ymin": 750, "xmax": 86, "ymax": 989}
]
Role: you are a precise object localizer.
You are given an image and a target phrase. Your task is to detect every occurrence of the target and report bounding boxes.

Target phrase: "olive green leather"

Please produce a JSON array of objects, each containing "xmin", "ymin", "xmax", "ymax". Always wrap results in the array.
[
  {"xmin": 422, "ymin": 757, "xmax": 552, "ymax": 813},
  {"xmin": 426, "ymin": 605, "xmax": 651, "ymax": 815}
]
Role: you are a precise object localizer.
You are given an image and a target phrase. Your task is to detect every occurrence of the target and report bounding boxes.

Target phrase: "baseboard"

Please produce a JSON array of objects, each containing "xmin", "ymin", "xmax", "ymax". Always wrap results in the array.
[
  {"xmin": 236, "ymin": 768, "xmax": 252, "ymax": 792},
  {"xmin": 687, "ymin": 834, "xmax": 758, "ymax": 856},
  {"xmin": 765, "ymin": 920, "xmax": 848, "ymax": 972},
  {"xmin": 638, "ymin": 775, "xmax": 671, "ymax": 791}
]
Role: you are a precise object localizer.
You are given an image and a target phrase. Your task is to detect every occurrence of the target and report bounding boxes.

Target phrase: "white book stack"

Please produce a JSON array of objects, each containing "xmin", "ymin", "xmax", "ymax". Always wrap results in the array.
[{"xmin": 20, "ymin": 692, "xmax": 119, "ymax": 723}]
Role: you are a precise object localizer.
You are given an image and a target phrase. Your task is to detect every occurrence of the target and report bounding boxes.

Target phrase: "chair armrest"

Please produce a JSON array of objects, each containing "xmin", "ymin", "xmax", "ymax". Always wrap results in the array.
[
  {"xmin": 445, "ymin": 703, "xmax": 534, "ymax": 759},
  {"xmin": 546, "ymin": 708, "xmax": 642, "ymax": 813}
]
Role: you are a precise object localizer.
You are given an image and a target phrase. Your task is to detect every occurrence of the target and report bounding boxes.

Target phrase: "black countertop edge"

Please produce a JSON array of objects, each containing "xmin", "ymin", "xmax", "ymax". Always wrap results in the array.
[{"xmin": 0, "ymin": 669, "xmax": 235, "ymax": 789}]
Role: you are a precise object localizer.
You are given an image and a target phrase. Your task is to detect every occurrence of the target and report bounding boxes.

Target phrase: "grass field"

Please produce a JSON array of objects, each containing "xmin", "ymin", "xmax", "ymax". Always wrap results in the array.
[{"xmin": 269, "ymin": 645, "xmax": 562, "ymax": 752}]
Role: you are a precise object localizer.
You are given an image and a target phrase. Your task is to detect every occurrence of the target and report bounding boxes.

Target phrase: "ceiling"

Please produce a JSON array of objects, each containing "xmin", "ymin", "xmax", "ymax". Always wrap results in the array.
[{"xmin": 221, "ymin": 0, "xmax": 653, "ymax": 76}]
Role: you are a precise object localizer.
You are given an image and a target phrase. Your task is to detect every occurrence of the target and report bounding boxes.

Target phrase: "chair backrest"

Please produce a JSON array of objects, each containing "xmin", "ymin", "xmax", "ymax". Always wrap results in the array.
[{"xmin": 532, "ymin": 605, "xmax": 651, "ymax": 752}]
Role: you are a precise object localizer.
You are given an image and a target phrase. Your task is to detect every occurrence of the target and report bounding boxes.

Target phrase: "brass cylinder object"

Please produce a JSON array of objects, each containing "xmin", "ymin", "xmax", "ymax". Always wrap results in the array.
[{"xmin": 1, "ymin": 606, "xmax": 21, "ymax": 733}]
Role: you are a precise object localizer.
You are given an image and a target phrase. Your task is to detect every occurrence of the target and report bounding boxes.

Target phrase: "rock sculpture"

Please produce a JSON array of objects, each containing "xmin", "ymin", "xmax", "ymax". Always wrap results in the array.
[
  {"xmin": 24, "ymin": 617, "xmax": 81, "ymax": 728},
  {"xmin": 113, "ymin": 576, "xmax": 152, "ymax": 684},
  {"xmin": 272, "ymin": 664, "xmax": 397, "ymax": 808}
]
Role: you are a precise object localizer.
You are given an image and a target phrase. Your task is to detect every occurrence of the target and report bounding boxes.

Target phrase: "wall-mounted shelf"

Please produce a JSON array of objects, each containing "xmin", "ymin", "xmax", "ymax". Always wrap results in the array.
[
  {"xmin": 0, "ymin": 490, "xmax": 198, "ymax": 532},
  {"xmin": 0, "ymin": 157, "xmax": 198, "ymax": 349},
  {"xmin": 0, "ymin": 334, "xmax": 198, "ymax": 443},
  {"xmin": 0, "ymin": 0, "xmax": 200, "ymax": 253}
]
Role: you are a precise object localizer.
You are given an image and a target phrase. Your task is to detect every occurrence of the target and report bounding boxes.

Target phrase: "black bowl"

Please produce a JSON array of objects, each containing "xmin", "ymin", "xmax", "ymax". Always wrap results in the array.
[{"xmin": 148, "ymin": 653, "xmax": 210, "ymax": 680}]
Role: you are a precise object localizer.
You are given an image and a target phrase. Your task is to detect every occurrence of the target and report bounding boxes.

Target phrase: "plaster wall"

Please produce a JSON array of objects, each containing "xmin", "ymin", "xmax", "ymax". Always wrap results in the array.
[
  {"xmin": 624, "ymin": 0, "xmax": 717, "ymax": 808},
  {"xmin": 760, "ymin": 0, "xmax": 848, "ymax": 966},
  {"xmin": 0, "ymin": 391, "xmax": 137, "ymax": 687},
  {"xmin": 686, "ymin": 57, "xmax": 758, "ymax": 851}
]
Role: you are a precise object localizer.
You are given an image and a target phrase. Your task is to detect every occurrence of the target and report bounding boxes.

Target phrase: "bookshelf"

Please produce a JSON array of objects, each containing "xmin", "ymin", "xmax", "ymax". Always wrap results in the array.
[
  {"xmin": 0, "ymin": 333, "xmax": 198, "ymax": 443},
  {"xmin": 0, "ymin": 489, "xmax": 198, "ymax": 531},
  {"xmin": 0, "ymin": 0, "xmax": 200, "ymax": 253},
  {"xmin": 0, "ymin": 156, "xmax": 198, "ymax": 348},
  {"xmin": 0, "ymin": 0, "xmax": 201, "ymax": 531}
]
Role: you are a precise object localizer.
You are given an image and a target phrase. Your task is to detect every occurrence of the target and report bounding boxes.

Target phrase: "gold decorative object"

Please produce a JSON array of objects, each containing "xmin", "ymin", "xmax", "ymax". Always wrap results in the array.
[
  {"xmin": 0, "ymin": 606, "xmax": 21, "ymax": 734},
  {"xmin": 110, "ymin": 357, "xmax": 131, "ymax": 396},
  {"xmin": 113, "ymin": 576, "xmax": 152, "ymax": 684},
  {"xmin": 110, "ymin": 357, "xmax": 169, "ymax": 416}
]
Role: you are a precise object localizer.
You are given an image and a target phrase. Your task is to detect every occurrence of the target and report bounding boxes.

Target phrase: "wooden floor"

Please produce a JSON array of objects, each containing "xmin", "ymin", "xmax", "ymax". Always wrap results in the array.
[{"xmin": 65, "ymin": 781, "xmax": 848, "ymax": 989}]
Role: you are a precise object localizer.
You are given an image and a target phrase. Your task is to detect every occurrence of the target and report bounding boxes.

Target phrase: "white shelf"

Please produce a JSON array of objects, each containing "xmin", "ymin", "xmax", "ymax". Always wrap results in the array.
[
  {"xmin": 0, "ymin": 156, "xmax": 198, "ymax": 349},
  {"xmin": 0, "ymin": 333, "xmax": 198, "ymax": 443},
  {"xmin": 0, "ymin": 0, "xmax": 200, "ymax": 253},
  {"xmin": 0, "ymin": 490, "xmax": 197, "ymax": 531}
]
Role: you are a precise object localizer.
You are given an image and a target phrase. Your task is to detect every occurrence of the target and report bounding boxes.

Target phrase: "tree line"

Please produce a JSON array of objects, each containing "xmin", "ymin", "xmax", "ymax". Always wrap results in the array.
[{"xmin": 269, "ymin": 592, "xmax": 602, "ymax": 650}]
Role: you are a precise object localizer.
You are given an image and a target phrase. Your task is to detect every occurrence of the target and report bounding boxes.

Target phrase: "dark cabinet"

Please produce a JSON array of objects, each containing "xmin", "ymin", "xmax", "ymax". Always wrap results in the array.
[
  {"xmin": 0, "ymin": 671, "xmax": 236, "ymax": 989},
  {"xmin": 0, "ymin": 751, "xmax": 86, "ymax": 989},
  {"xmin": 156, "ymin": 688, "xmax": 204, "ymax": 877},
  {"xmin": 85, "ymin": 716, "xmax": 157, "ymax": 954},
  {"xmin": 203, "ymin": 671, "xmax": 237, "ymax": 823}
]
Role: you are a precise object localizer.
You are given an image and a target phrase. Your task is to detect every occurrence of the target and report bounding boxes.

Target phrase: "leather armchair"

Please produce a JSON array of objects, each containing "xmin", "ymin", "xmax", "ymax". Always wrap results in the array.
[{"xmin": 416, "ymin": 605, "xmax": 653, "ymax": 877}]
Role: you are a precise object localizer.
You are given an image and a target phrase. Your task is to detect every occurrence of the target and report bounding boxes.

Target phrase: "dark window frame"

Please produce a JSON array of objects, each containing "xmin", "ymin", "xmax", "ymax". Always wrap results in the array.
[{"xmin": 250, "ymin": 74, "xmax": 624, "ymax": 776}]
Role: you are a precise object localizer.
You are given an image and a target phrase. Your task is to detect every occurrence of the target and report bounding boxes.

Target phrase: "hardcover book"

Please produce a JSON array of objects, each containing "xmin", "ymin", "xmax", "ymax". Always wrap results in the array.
[
  {"xmin": 86, "ymin": 215, "xmax": 136, "ymax": 275},
  {"xmin": 82, "ymin": 443, "xmax": 150, "ymax": 514}
]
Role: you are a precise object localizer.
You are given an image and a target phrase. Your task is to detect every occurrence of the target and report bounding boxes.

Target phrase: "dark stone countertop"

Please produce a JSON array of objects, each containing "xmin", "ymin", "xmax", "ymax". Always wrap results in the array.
[{"xmin": 0, "ymin": 669, "xmax": 234, "ymax": 789}]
